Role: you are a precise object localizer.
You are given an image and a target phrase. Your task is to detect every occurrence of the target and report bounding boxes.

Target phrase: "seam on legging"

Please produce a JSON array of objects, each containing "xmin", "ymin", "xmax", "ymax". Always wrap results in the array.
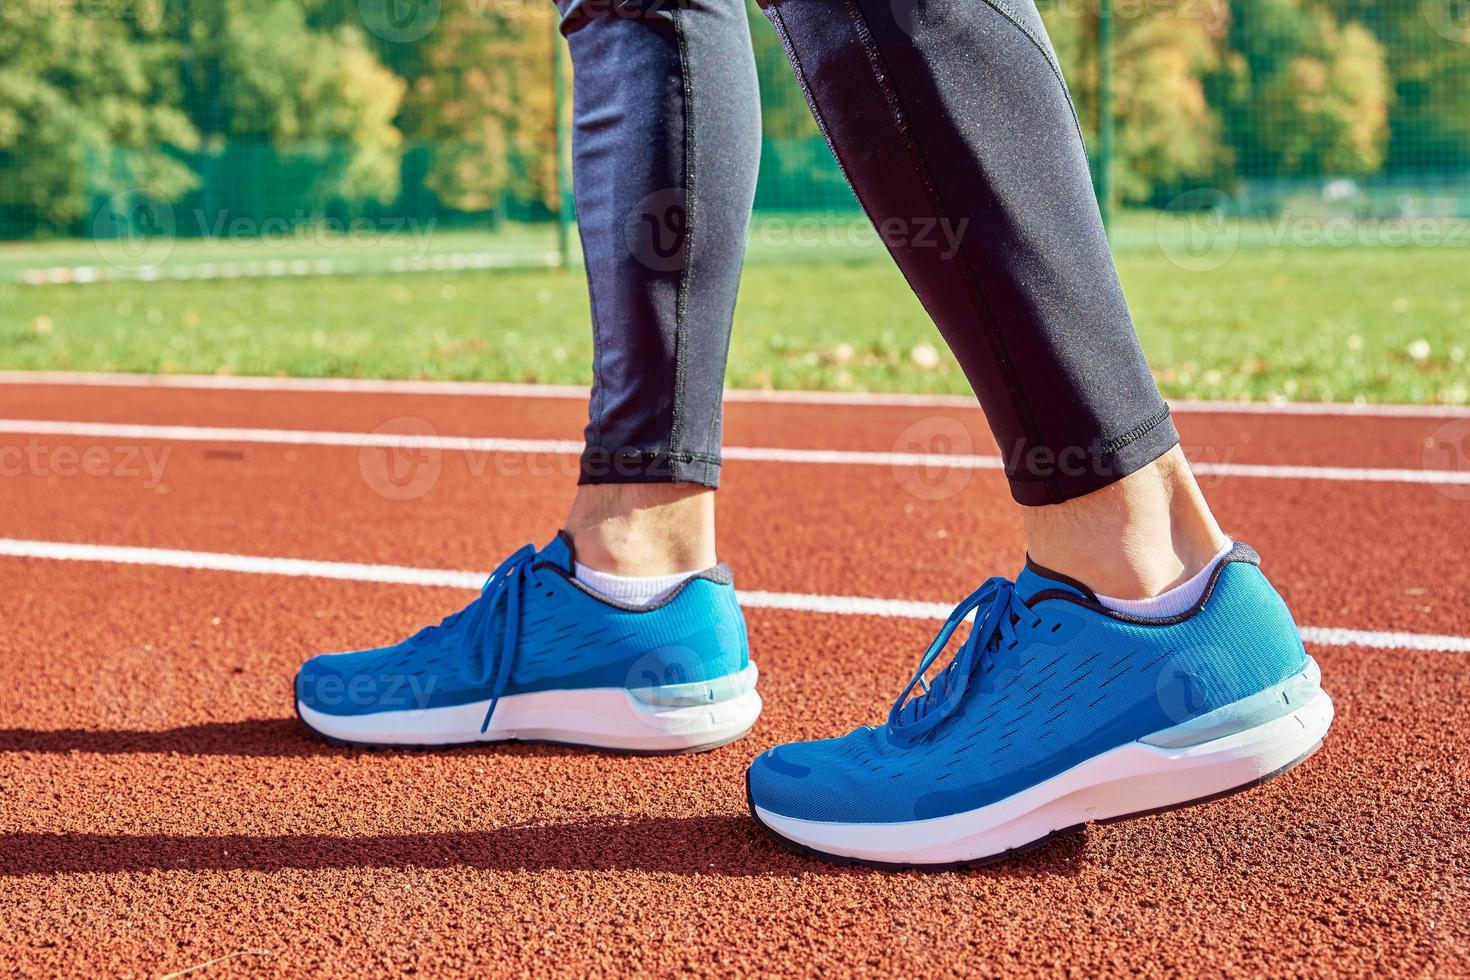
[
  {"xmin": 579, "ymin": 216, "xmax": 609, "ymax": 454},
  {"xmin": 838, "ymin": 0, "xmax": 1056, "ymax": 501},
  {"xmin": 765, "ymin": 1, "xmax": 1047, "ymax": 499},
  {"xmin": 975, "ymin": 0, "xmax": 1085, "ymax": 145},
  {"xmin": 764, "ymin": 6, "xmax": 940, "ymax": 323},
  {"xmin": 582, "ymin": 447, "xmax": 723, "ymax": 464},
  {"xmin": 670, "ymin": 4, "xmax": 696, "ymax": 481},
  {"xmin": 1003, "ymin": 405, "xmax": 1175, "ymax": 483},
  {"xmin": 1096, "ymin": 404, "xmax": 1173, "ymax": 455}
]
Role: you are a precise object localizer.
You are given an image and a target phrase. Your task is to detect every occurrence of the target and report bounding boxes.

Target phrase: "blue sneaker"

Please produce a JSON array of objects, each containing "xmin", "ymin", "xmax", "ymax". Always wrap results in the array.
[
  {"xmin": 295, "ymin": 534, "xmax": 760, "ymax": 752},
  {"xmin": 747, "ymin": 543, "xmax": 1332, "ymax": 866}
]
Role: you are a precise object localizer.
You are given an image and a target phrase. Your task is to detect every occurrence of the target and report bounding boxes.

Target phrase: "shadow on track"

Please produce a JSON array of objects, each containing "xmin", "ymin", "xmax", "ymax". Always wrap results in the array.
[
  {"xmin": 0, "ymin": 719, "xmax": 598, "ymax": 758},
  {"xmin": 0, "ymin": 821, "xmax": 1086, "ymax": 879}
]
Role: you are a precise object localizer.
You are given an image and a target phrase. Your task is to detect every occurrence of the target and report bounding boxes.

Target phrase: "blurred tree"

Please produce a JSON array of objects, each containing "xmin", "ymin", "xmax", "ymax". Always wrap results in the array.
[
  {"xmin": 746, "ymin": 1, "xmax": 857, "ymax": 210},
  {"xmin": 169, "ymin": 0, "xmax": 405, "ymax": 207},
  {"xmin": 1330, "ymin": 0, "xmax": 1470, "ymax": 175},
  {"xmin": 1206, "ymin": 0, "xmax": 1390, "ymax": 178},
  {"xmin": 393, "ymin": 3, "xmax": 559, "ymax": 214},
  {"xmin": 0, "ymin": 4, "xmax": 198, "ymax": 233},
  {"xmin": 1043, "ymin": 0, "xmax": 1232, "ymax": 204}
]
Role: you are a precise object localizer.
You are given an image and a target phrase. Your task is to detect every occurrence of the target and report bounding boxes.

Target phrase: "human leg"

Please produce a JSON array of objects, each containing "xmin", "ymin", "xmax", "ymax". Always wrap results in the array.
[
  {"xmin": 746, "ymin": 0, "xmax": 1330, "ymax": 862},
  {"xmin": 561, "ymin": 0, "xmax": 761, "ymax": 575},
  {"xmin": 293, "ymin": 0, "xmax": 763, "ymax": 750}
]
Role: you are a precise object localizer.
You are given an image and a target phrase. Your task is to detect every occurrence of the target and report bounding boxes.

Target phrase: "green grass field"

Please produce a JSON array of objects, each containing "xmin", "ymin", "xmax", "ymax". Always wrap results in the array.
[{"xmin": 2, "ymin": 235, "xmax": 1466, "ymax": 405}]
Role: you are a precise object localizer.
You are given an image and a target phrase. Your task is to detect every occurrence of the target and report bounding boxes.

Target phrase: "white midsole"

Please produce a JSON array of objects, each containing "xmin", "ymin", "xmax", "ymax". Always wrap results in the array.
[
  {"xmin": 754, "ymin": 689, "xmax": 1334, "ymax": 865},
  {"xmin": 298, "ymin": 679, "xmax": 762, "ymax": 752}
]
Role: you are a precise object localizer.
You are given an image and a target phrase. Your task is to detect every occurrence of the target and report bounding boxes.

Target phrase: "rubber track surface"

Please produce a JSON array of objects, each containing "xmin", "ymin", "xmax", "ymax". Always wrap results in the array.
[{"xmin": 2, "ymin": 383, "xmax": 1468, "ymax": 977}]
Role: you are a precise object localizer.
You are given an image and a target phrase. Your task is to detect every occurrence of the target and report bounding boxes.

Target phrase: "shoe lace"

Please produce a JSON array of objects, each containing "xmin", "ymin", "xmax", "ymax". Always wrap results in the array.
[
  {"xmin": 887, "ymin": 578, "xmax": 1041, "ymax": 742},
  {"xmin": 413, "ymin": 543, "xmax": 537, "ymax": 733}
]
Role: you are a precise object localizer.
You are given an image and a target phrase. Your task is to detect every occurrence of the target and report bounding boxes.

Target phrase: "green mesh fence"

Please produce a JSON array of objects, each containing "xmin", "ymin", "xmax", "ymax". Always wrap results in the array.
[{"xmin": 3, "ymin": 0, "xmax": 1468, "ymax": 276}]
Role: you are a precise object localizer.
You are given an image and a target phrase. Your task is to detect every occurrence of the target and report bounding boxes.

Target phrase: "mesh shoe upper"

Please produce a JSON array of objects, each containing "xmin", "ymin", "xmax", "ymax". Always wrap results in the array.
[
  {"xmin": 748, "ymin": 544, "xmax": 1307, "ymax": 824},
  {"xmin": 296, "ymin": 535, "xmax": 749, "ymax": 717}
]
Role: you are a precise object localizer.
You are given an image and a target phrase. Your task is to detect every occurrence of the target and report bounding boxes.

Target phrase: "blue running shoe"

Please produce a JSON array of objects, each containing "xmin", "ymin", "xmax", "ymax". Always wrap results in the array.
[
  {"xmin": 295, "ymin": 534, "xmax": 760, "ymax": 752},
  {"xmin": 747, "ymin": 543, "xmax": 1332, "ymax": 866}
]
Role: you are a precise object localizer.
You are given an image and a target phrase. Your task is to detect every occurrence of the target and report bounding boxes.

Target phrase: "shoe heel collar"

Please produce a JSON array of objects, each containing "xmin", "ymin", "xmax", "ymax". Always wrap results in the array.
[{"xmin": 1029, "ymin": 541, "xmax": 1264, "ymax": 625}]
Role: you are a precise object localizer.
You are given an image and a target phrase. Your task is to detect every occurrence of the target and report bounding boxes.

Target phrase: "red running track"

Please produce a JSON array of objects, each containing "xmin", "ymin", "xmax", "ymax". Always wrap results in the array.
[{"xmin": 1, "ymin": 378, "xmax": 1467, "ymax": 977}]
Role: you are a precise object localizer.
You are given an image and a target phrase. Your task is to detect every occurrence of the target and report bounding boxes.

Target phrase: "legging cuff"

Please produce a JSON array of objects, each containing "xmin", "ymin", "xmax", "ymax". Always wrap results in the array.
[
  {"xmin": 578, "ymin": 446, "xmax": 722, "ymax": 489},
  {"xmin": 1006, "ymin": 406, "xmax": 1180, "ymax": 506}
]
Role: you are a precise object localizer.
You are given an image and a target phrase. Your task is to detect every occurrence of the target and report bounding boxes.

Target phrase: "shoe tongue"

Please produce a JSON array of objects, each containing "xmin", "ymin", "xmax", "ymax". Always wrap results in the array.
[
  {"xmin": 1015, "ymin": 559, "xmax": 1098, "ymax": 603},
  {"xmin": 536, "ymin": 532, "xmax": 574, "ymax": 573}
]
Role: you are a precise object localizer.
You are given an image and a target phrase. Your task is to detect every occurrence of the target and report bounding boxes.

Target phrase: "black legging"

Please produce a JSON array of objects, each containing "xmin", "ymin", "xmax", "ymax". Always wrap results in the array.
[{"xmin": 557, "ymin": 0, "xmax": 1179, "ymax": 504}]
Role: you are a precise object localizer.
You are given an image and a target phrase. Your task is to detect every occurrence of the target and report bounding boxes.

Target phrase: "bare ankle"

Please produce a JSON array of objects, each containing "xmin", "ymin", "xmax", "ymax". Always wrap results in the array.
[
  {"xmin": 1022, "ymin": 447, "xmax": 1228, "ymax": 600},
  {"xmin": 564, "ymin": 483, "xmax": 716, "ymax": 576}
]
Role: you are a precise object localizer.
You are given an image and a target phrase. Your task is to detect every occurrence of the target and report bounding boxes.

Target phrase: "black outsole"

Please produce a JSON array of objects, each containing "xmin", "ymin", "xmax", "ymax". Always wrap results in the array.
[
  {"xmin": 291, "ymin": 674, "xmax": 756, "ymax": 757},
  {"xmin": 745, "ymin": 740, "xmax": 1325, "ymax": 872}
]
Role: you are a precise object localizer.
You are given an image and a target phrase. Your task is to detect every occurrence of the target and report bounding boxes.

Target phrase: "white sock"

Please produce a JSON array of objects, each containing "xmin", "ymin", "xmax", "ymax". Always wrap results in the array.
[
  {"xmin": 573, "ymin": 562, "xmax": 703, "ymax": 608},
  {"xmin": 1096, "ymin": 541, "xmax": 1234, "ymax": 619}
]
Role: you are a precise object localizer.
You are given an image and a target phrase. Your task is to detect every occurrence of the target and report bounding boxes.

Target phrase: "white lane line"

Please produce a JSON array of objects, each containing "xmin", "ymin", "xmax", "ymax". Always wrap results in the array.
[
  {"xmin": 12, "ymin": 251, "xmax": 563, "ymax": 287},
  {"xmin": 1, "ymin": 537, "xmax": 1465, "ymax": 654},
  {"xmin": 2, "ymin": 370, "xmax": 1466, "ymax": 418},
  {"xmin": 1, "ymin": 418, "xmax": 1466, "ymax": 486},
  {"xmin": 0, "ymin": 538, "xmax": 485, "ymax": 590}
]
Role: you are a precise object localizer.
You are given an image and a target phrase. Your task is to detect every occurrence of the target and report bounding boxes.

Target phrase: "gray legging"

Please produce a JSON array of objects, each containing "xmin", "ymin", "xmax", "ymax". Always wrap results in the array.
[{"xmin": 556, "ymin": 0, "xmax": 1179, "ymax": 505}]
